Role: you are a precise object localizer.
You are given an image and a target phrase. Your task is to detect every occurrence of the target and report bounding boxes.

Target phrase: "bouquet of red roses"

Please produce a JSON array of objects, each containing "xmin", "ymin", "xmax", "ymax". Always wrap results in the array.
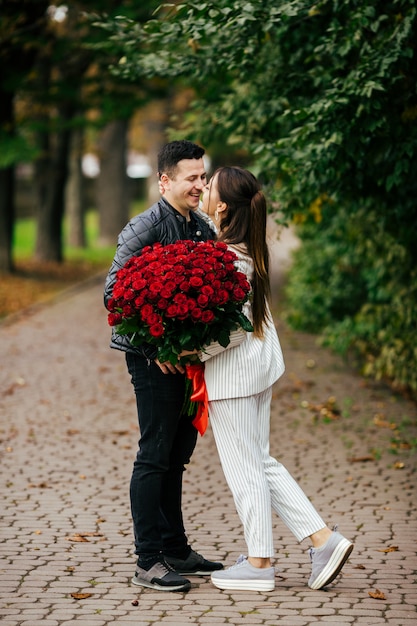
[{"xmin": 107, "ymin": 239, "xmax": 253, "ymax": 364}]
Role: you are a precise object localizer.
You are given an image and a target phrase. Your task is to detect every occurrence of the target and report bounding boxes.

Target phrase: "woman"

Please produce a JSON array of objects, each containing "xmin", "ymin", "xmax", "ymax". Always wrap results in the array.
[{"xmin": 198, "ymin": 166, "xmax": 353, "ymax": 592}]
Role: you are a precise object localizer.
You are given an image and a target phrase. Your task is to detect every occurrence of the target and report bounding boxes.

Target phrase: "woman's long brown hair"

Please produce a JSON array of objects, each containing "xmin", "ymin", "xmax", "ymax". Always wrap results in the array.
[{"xmin": 214, "ymin": 166, "xmax": 271, "ymax": 337}]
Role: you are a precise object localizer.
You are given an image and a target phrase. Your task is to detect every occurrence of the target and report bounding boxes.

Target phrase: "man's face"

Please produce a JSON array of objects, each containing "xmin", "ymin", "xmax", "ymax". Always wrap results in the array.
[{"xmin": 161, "ymin": 158, "xmax": 207, "ymax": 215}]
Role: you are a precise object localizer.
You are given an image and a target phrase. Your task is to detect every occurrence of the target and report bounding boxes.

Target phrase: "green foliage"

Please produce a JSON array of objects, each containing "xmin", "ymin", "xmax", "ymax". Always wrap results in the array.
[
  {"xmin": 0, "ymin": 133, "xmax": 39, "ymax": 169},
  {"xmin": 286, "ymin": 206, "xmax": 417, "ymax": 394},
  {"xmin": 98, "ymin": 1, "xmax": 417, "ymax": 239}
]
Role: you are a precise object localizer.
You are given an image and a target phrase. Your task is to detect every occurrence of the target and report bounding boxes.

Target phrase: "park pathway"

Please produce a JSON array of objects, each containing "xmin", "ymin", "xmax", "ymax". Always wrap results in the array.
[{"xmin": 1, "ymin": 227, "xmax": 416, "ymax": 625}]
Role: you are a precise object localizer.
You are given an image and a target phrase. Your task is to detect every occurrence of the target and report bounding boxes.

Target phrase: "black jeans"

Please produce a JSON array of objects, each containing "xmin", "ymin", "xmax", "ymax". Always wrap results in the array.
[{"xmin": 125, "ymin": 352, "xmax": 198, "ymax": 559}]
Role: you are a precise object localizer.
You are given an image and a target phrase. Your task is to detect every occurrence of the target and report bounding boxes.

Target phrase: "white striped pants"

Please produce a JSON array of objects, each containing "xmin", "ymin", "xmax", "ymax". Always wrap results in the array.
[{"xmin": 209, "ymin": 387, "xmax": 326, "ymax": 557}]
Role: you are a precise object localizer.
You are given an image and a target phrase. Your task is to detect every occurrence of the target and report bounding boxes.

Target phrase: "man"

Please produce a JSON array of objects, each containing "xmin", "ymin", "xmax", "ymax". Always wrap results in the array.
[{"xmin": 104, "ymin": 140, "xmax": 221, "ymax": 592}]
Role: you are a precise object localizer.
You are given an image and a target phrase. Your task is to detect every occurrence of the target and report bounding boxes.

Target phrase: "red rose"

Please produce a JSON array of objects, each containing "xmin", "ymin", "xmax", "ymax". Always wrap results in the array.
[
  {"xmin": 112, "ymin": 285, "xmax": 125, "ymax": 299},
  {"xmin": 177, "ymin": 303, "xmax": 189, "ymax": 317},
  {"xmin": 217, "ymin": 290, "xmax": 230, "ymax": 305},
  {"xmin": 179, "ymin": 280, "xmax": 190, "ymax": 292},
  {"xmin": 124, "ymin": 288, "xmax": 136, "ymax": 301},
  {"xmin": 201, "ymin": 285, "xmax": 214, "ymax": 297},
  {"xmin": 147, "ymin": 312, "xmax": 162, "ymax": 325},
  {"xmin": 157, "ymin": 298, "xmax": 169, "ymax": 310},
  {"xmin": 166, "ymin": 304, "xmax": 179, "ymax": 318},
  {"xmin": 232, "ymin": 287, "xmax": 246, "ymax": 301},
  {"xmin": 149, "ymin": 323, "xmax": 164, "ymax": 338},
  {"xmin": 132, "ymin": 278, "xmax": 147, "ymax": 291},
  {"xmin": 197, "ymin": 294, "xmax": 209, "ymax": 307},
  {"xmin": 140, "ymin": 304, "xmax": 154, "ymax": 321},
  {"xmin": 149, "ymin": 282, "xmax": 163, "ymax": 293},
  {"xmin": 190, "ymin": 276, "xmax": 203, "ymax": 288},
  {"xmin": 108, "ymin": 312, "xmax": 122, "ymax": 326},
  {"xmin": 191, "ymin": 308, "xmax": 203, "ymax": 321},
  {"xmin": 173, "ymin": 293, "xmax": 187, "ymax": 304},
  {"xmin": 201, "ymin": 310, "xmax": 215, "ymax": 324}
]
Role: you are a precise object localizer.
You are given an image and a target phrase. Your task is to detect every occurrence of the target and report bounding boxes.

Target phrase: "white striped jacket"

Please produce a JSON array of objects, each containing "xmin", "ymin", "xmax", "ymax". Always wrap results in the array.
[{"xmin": 200, "ymin": 246, "xmax": 285, "ymax": 400}]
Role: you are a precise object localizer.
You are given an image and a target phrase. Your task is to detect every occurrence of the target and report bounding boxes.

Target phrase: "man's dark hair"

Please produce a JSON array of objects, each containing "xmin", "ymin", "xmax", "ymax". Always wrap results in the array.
[{"xmin": 157, "ymin": 140, "xmax": 205, "ymax": 179}]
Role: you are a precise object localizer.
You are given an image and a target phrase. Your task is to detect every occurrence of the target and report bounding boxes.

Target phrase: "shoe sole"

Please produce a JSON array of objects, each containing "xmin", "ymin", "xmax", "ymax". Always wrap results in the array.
[
  {"xmin": 309, "ymin": 540, "xmax": 354, "ymax": 590},
  {"xmin": 131, "ymin": 576, "xmax": 191, "ymax": 592},
  {"xmin": 211, "ymin": 577, "xmax": 275, "ymax": 592}
]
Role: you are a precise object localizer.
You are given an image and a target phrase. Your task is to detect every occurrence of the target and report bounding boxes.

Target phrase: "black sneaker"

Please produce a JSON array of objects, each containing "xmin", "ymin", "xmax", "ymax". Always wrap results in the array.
[
  {"xmin": 165, "ymin": 549, "xmax": 223, "ymax": 576},
  {"xmin": 131, "ymin": 558, "xmax": 191, "ymax": 592}
]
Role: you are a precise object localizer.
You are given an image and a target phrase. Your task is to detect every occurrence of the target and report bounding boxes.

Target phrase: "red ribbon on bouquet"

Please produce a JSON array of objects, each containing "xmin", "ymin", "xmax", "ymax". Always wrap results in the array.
[{"xmin": 185, "ymin": 362, "xmax": 208, "ymax": 436}]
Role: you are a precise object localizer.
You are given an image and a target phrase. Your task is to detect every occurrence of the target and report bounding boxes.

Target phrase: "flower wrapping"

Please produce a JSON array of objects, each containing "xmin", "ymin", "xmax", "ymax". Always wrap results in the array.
[{"xmin": 107, "ymin": 239, "xmax": 254, "ymax": 433}]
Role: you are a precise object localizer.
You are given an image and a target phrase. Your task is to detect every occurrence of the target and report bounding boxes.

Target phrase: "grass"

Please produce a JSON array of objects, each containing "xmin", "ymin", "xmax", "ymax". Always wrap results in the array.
[{"xmin": 0, "ymin": 204, "xmax": 145, "ymax": 320}]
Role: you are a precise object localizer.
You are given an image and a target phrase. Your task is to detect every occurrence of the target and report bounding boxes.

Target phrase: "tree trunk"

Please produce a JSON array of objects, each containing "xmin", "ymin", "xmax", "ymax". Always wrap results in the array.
[
  {"xmin": 96, "ymin": 119, "xmax": 129, "ymax": 246},
  {"xmin": 0, "ymin": 167, "xmax": 14, "ymax": 273},
  {"xmin": 34, "ymin": 107, "xmax": 72, "ymax": 263},
  {"xmin": 0, "ymin": 90, "xmax": 15, "ymax": 273},
  {"xmin": 66, "ymin": 126, "xmax": 86, "ymax": 248}
]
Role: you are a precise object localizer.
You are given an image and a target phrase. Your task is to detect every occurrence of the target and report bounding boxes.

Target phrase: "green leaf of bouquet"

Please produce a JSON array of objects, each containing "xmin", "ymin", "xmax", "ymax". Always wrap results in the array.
[
  {"xmin": 168, "ymin": 353, "xmax": 179, "ymax": 365},
  {"xmin": 218, "ymin": 328, "xmax": 231, "ymax": 348},
  {"xmin": 238, "ymin": 312, "xmax": 254, "ymax": 332},
  {"xmin": 116, "ymin": 319, "xmax": 142, "ymax": 335},
  {"xmin": 179, "ymin": 330, "xmax": 194, "ymax": 347}
]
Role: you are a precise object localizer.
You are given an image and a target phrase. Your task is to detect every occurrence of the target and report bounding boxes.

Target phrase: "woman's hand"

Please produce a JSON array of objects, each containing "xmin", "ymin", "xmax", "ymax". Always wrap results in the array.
[
  {"xmin": 179, "ymin": 349, "xmax": 199, "ymax": 357},
  {"xmin": 155, "ymin": 350, "xmax": 199, "ymax": 374}
]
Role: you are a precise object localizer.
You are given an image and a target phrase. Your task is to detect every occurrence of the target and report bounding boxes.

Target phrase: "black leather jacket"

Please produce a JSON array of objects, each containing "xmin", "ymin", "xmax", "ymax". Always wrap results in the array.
[{"xmin": 104, "ymin": 197, "xmax": 216, "ymax": 358}]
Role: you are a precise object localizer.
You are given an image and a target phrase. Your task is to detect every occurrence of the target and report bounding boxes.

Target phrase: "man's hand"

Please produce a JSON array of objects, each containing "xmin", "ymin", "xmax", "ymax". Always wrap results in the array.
[{"xmin": 155, "ymin": 359, "xmax": 185, "ymax": 374}]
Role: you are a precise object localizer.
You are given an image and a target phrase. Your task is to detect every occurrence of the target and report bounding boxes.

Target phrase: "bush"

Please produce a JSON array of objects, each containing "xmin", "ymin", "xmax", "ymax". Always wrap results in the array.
[{"xmin": 285, "ymin": 204, "xmax": 417, "ymax": 395}]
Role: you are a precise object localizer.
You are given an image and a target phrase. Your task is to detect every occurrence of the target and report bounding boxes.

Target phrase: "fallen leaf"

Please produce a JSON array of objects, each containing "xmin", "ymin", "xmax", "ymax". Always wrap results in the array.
[
  {"xmin": 368, "ymin": 589, "xmax": 386, "ymax": 600},
  {"xmin": 393, "ymin": 461, "xmax": 405, "ymax": 469},
  {"xmin": 348, "ymin": 455, "xmax": 375, "ymax": 463},
  {"xmin": 66, "ymin": 535, "xmax": 89, "ymax": 542},
  {"xmin": 373, "ymin": 414, "xmax": 396, "ymax": 429},
  {"xmin": 354, "ymin": 564, "xmax": 366, "ymax": 570},
  {"xmin": 71, "ymin": 592, "xmax": 92, "ymax": 600},
  {"xmin": 28, "ymin": 482, "xmax": 50, "ymax": 488},
  {"xmin": 66, "ymin": 532, "xmax": 103, "ymax": 542},
  {"xmin": 378, "ymin": 545, "xmax": 398, "ymax": 553}
]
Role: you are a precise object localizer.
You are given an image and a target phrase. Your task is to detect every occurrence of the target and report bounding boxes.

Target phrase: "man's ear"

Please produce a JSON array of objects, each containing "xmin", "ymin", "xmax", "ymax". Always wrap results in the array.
[{"xmin": 160, "ymin": 173, "xmax": 171, "ymax": 189}]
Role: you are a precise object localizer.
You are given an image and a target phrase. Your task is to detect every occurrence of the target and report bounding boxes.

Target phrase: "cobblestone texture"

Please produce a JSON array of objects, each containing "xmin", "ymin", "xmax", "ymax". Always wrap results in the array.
[{"xmin": 1, "ymin": 230, "xmax": 416, "ymax": 625}]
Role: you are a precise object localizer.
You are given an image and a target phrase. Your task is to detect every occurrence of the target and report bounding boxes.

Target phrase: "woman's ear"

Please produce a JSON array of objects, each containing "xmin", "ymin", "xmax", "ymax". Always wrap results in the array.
[{"xmin": 217, "ymin": 201, "xmax": 228, "ymax": 214}]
